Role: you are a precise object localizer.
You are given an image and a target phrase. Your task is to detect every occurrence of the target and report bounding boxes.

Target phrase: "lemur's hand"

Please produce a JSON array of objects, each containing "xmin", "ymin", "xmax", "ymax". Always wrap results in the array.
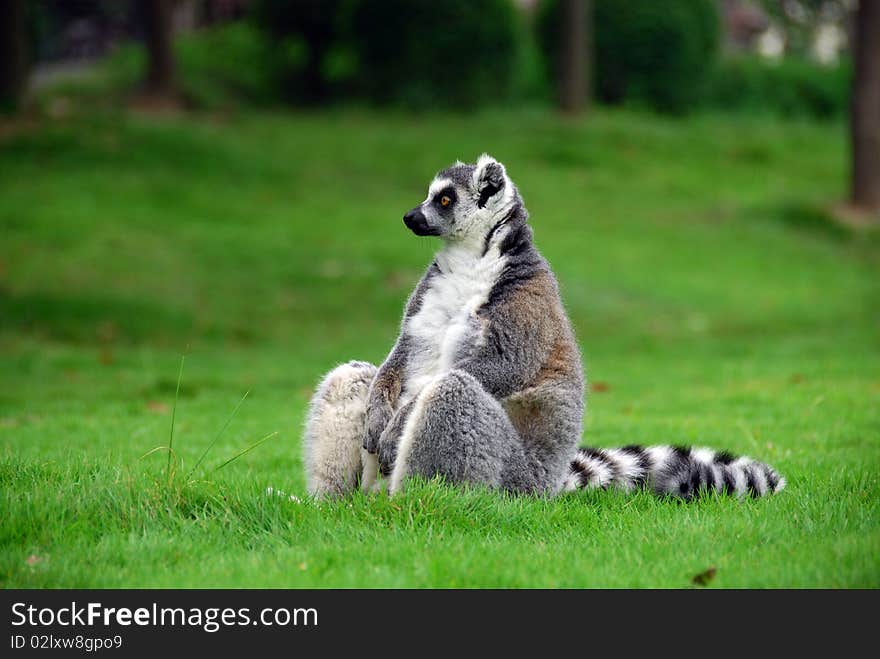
[
  {"xmin": 375, "ymin": 399, "xmax": 414, "ymax": 476},
  {"xmin": 362, "ymin": 405, "xmax": 391, "ymax": 454},
  {"xmin": 377, "ymin": 429, "xmax": 399, "ymax": 477}
]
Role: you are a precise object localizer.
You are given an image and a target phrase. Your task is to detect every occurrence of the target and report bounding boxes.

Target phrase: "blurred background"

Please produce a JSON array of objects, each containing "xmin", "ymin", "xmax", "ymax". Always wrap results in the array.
[
  {"xmin": 1, "ymin": 1, "xmax": 874, "ymax": 120},
  {"xmin": 1, "ymin": 2, "xmax": 875, "ymax": 169},
  {"xmin": 0, "ymin": 1, "xmax": 874, "ymax": 122},
  {"xmin": 0, "ymin": 1, "xmax": 877, "ymax": 469}
]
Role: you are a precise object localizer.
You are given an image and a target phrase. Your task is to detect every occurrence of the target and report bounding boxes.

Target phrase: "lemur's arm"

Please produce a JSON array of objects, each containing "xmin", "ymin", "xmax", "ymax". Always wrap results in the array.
[
  {"xmin": 362, "ymin": 339, "xmax": 407, "ymax": 454},
  {"xmin": 453, "ymin": 271, "xmax": 558, "ymax": 399},
  {"xmin": 363, "ymin": 263, "xmax": 439, "ymax": 454}
]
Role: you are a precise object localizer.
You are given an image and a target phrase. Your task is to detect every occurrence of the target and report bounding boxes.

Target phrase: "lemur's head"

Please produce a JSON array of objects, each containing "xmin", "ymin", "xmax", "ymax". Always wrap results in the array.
[{"xmin": 403, "ymin": 154, "xmax": 523, "ymax": 246}]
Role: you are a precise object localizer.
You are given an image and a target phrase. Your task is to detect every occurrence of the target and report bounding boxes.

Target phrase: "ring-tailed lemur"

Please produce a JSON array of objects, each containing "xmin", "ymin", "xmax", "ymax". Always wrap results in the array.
[{"xmin": 303, "ymin": 155, "xmax": 786, "ymax": 500}]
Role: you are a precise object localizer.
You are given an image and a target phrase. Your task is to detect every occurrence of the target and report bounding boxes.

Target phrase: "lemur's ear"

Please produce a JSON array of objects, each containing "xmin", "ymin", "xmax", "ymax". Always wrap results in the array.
[{"xmin": 473, "ymin": 154, "xmax": 506, "ymax": 208}]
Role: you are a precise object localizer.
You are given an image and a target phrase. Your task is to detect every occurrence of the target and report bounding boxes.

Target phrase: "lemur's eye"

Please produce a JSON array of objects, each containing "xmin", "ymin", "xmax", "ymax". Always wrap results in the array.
[{"xmin": 440, "ymin": 195, "xmax": 451, "ymax": 208}]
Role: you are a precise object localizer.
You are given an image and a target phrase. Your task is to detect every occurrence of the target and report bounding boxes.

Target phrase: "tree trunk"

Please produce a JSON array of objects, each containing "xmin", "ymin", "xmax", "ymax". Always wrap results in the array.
[
  {"xmin": 558, "ymin": 0, "xmax": 591, "ymax": 114},
  {"xmin": 0, "ymin": 0, "xmax": 28, "ymax": 112},
  {"xmin": 851, "ymin": 0, "xmax": 880, "ymax": 212},
  {"xmin": 141, "ymin": 0, "xmax": 177, "ymax": 96}
]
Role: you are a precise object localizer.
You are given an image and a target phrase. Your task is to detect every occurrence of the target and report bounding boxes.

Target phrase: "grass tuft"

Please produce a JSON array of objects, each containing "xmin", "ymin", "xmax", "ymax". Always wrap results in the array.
[{"xmin": 167, "ymin": 354, "xmax": 185, "ymax": 485}]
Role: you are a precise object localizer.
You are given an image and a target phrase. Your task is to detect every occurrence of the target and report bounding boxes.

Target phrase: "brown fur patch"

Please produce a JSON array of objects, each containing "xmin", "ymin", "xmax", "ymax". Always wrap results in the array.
[
  {"xmin": 506, "ymin": 273, "xmax": 560, "ymax": 324},
  {"xmin": 533, "ymin": 335, "xmax": 577, "ymax": 385},
  {"xmin": 373, "ymin": 367, "xmax": 402, "ymax": 404},
  {"xmin": 516, "ymin": 271, "xmax": 557, "ymax": 305},
  {"xmin": 503, "ymin": 392, "xmax": 545, "ymax": 436},
  {"xmin": 500, "ymin": 271, "xmax": 578, "ymax": 388}
]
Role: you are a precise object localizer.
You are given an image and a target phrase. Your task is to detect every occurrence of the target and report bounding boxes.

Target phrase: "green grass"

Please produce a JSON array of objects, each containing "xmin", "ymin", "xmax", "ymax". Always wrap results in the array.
[{"xmin": 1, "ymin": 105, "xmax": 878, "ymax": 588}]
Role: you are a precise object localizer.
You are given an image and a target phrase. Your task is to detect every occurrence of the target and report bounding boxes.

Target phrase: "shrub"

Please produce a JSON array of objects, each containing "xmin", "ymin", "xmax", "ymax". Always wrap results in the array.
[
  {"xmin": 348, "ymin": 0, "xmax": 521, "ymax": 108},
  {"xmin": 98, "ymin": 22, "xmax": 277, "ymax": 110},
  {"xmin": 251, "ymin": 0, "xmax": 349, "ymax": 104},
  {"xmin": 705, "ymin": 56, "xmax": 851, "ymax": 119},
  {"xmin": 176, "ymin": 22, "xmax": 278, "ymax": 108},
  {"xmin": 538, "ymin": 0, "xmax": 721, "ymax": 113},
  {"xmin": 253, "ymin": 0, "xmax": 523, "ymax": 108}
]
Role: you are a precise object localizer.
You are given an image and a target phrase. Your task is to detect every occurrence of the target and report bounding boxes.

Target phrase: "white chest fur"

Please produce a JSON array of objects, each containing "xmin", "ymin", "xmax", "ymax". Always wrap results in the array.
[{"xmin": 400, "ymin": 246, "xmax": 507, "ymax": 405}]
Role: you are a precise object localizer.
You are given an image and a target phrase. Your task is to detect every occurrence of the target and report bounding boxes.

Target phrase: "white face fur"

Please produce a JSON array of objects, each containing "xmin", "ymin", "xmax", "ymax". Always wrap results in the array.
[{"xmin": 402, "ymin": 154, "xmax": 518, "ymax": 250}]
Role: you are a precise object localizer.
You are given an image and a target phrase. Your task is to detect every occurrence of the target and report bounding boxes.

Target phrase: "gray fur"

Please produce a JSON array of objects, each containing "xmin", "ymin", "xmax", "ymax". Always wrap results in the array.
[
  {"xmin": 302, "ymin": 360, "xmax": 377, "ymax": 497},
  {"xmin": 398, "ymin": 370, "xmax": 539, "ymax": 492},
  {"xmin": 303, "ymin": 155, "xmax": 786, "ymax": 500},
  {"xmin": 362, "ymin": 262, "xmax": 440, "ymax": 455}
]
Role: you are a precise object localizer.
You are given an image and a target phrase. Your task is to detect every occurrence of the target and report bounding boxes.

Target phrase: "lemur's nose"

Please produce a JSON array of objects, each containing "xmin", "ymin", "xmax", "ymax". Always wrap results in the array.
[
  {"xmin": 403, "ymin": 207, "xmax": 426, "ymax": 229},
  {"xmin": 403, "ymin": 207, "xmax": 437, "ymax": 236}
]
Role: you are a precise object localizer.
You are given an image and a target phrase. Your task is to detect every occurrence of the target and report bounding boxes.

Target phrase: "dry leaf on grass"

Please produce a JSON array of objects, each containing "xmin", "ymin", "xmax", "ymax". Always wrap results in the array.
[{"xmin": 691, "ymin": 566, "xmax": 717, "ymax": 586}]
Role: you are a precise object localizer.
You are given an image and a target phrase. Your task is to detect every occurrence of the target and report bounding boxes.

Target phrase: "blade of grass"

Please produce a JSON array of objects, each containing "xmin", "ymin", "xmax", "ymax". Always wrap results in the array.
[
  {"xmin": 186, "ymin": 389, "xmax": 251, "ymax": 482},
  {"xmin": 212, "ymin": 430, "xmax": 279, "ymax": 473},
  {"xmin": 167, "ymin": 354, "xmax": 185, "ymax": 485},
  {"xmin": 140, "ymin": 445, "xmax": 179, "ymax": 461}
]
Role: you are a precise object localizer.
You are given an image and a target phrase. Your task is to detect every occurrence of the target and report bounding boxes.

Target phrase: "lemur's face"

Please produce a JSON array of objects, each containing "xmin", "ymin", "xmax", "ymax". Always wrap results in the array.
[{"xmin": 403, "ymin": 155, "xmax": 517, "ymax": 245}]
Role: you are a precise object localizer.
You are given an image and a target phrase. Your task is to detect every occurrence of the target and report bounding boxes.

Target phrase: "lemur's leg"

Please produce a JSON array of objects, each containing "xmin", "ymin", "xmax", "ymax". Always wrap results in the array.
[
  {"xmin": 303, "ymin": 360, "xmax": 378, "ymax": 497},
  {"xmin": 387, "ymin": 369, "xmax": 540, "ymax": 495}
]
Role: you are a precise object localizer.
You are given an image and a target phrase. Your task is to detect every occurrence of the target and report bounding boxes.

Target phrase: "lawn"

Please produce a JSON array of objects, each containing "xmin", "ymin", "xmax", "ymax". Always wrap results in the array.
[{"xmin": 1, "ymin": 105, "xmax": 877, "ymax": 588}]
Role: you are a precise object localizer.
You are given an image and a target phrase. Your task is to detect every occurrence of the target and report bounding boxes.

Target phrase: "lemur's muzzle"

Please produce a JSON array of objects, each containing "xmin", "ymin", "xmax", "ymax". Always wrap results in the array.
[{"xmin": 403, "ymin": 207, "xmax": 440, "ymax": 236}]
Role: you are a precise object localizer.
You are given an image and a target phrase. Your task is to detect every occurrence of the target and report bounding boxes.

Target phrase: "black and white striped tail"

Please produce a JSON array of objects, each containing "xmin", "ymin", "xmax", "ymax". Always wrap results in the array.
[{"xmin": 563, "ymin": 445, "xmax": 786, "ymax": 499}]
